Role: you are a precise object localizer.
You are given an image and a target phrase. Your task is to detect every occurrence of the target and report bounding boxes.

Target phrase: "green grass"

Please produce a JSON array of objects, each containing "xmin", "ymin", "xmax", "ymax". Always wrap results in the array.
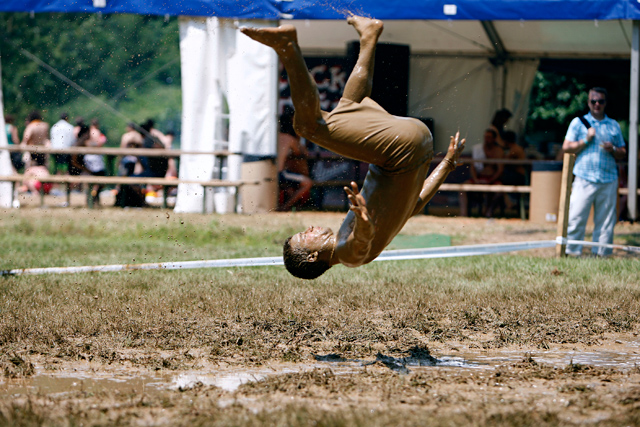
[
  {"xmin": 1, "ymin": 210, "xmax": 639, "ymax": 360},
  {"xmin": 1, "ymin": 209, "xmax": 640, "ymax": 426}
]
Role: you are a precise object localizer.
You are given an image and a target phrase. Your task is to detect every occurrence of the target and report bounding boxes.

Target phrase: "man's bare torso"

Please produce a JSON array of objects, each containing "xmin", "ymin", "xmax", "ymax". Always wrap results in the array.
[
  {"xmin": 335, "ymin": 160, "xmax": 431, "ymax": 266},
  {"xmin": 23, "ymin": 121, "xmax": 50, "ymax": 146}
]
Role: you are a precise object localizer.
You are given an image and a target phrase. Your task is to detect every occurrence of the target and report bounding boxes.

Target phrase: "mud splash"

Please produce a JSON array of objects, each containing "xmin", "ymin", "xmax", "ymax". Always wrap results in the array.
[{"xmin": 2, "ymin": 344, "xmax": 638, "ymax": 398}]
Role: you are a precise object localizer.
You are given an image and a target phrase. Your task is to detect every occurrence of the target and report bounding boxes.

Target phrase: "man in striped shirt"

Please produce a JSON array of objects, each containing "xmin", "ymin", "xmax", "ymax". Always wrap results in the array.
[{"xmin": 562, "ymin": 87, "xmax": 627, "ymax": 257}]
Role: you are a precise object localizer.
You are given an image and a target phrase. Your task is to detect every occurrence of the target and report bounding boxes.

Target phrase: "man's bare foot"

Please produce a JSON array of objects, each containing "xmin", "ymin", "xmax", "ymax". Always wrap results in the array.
[
  {"xmin": 347, "ymin": 15, "xmax": 383, "ymax": 41},
  {"xmin": 239, "ymin": 25, "xmax": 298, "ymax": 52}
]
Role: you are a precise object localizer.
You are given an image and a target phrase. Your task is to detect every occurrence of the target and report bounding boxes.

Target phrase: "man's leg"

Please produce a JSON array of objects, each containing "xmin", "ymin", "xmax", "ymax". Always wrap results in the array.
[
  {"xmin": 240, "ymin": 25, "xmax": 322, "ymax": 138},
  {"xmin": 341, "ymin": 16, "xmax": 384, "ymax": 103},
  {"xmin": 566, "ymin": 177, "xmax": 596, "ymax": 256},
  {"xmin": 591, "ymin": 180, "xmax": 618, "ymax": 256}
]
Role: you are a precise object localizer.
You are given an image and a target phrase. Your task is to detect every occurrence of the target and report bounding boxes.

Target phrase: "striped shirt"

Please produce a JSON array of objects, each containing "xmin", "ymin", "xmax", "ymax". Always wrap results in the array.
[{"xmin": 564, "ymin": 112, "xmax": 625, "ymax": 184}]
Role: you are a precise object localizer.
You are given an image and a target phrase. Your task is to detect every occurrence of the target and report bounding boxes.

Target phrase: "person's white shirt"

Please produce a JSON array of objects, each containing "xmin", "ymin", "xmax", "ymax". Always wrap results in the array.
[
  {"xmin": 50, "ymin": 119, "xmax": 76, "ymax": 149},
  {"xmin": 472, "ymin": 143, "xmax": 486, "ymax": 173}
]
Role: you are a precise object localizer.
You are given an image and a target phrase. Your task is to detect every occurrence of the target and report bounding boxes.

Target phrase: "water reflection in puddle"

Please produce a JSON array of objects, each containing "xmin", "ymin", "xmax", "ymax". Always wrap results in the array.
[{"xmin": 2, "ymin": 346, "xmax": 638, "ymax": 397}]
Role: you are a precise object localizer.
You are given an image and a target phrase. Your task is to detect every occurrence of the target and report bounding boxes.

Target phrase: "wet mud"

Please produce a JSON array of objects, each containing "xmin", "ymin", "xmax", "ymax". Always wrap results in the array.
[{"xmin": 2, "ymin": 339, "xmax": 640, "ymax": 425}]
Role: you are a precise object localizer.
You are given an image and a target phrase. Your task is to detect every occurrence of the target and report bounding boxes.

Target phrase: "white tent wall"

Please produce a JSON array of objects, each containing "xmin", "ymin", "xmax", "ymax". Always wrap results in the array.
[
  {"xmin": 0, "ymin": 57, "xmax": 13, "ymax": 209},
  {"xmin": 503, "ymin": 59, "xmax": 540, "ymax": 141},
  {"xmin": 174, "ymin": 17, "xmax": 220, "ymax": 213},
  {"xmin": 408, "ymin": 56, "xmax": 538, "ymax": 152},
  {"xmin": 174, "ymin": 17, "xmax": 277, "ymax": 214}
]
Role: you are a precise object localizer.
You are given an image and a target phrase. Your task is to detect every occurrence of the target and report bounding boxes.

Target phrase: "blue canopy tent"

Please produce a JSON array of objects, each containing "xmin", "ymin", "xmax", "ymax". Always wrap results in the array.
[
  {"xmin": 0, "ymin": 0, "xmax": 638, "ymax": 219},
  {"xmin": 1, "ymin": 0, "xmax": 640, "ymax": 20}
]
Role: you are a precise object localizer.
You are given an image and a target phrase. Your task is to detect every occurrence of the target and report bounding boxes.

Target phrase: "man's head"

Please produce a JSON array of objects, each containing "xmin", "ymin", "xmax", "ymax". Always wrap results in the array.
[
  {"xmin": 588, "ymin": 87, "xmax": 607, "ymax": 120},
  {"xmin": 27, "ymin": 110, "xmax": 42, "ymax": 123},
  {"xmin": 502, "ymin": 130, "xmax": 517, "ymax": 145},
  {"xmin": 283, "ymin": 226, "xmax": 335, "ymax": 279},
  {"xmin": 491, "ymin": 108, "xmax": 512, "ymax": 129},
  {"xmin": 483, "ymin": 128, "xmax": 498, "ymax": 146}
]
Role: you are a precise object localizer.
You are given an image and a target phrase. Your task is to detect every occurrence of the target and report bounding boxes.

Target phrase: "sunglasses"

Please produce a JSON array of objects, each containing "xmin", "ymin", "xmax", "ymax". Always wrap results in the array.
[{"xmin": 590, "ymin": 99, "xmax": 606, "ymax": 105}]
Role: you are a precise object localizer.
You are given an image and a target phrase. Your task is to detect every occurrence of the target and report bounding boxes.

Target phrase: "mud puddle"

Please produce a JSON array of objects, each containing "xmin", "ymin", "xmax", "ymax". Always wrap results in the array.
[{"xmin": 2, "ymin": 344, "xmax": 638, "ymax": 398}]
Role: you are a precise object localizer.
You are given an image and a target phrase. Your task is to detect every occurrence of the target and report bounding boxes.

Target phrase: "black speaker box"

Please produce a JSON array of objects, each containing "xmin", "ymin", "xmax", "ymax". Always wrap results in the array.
[{"xmin": 346, "ymin": 41, "xmax": 410, "ymax": 117}]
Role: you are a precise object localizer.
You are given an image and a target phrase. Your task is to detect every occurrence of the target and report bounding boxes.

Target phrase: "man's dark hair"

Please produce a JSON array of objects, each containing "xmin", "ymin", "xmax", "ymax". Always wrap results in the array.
[
  {"xmin": 283, "ymin": 236, "xmax": 332, "ymax": 280},
  {"xmin": 60, "ymin": 112, "xmax": 69, "ymax": 121},
  {"xmin": 590, "ymin": 87, "xmax": 608, "ymax": 100},
  {"xmin": 27, "ymin": 110, "xmax": 42, "ymax": 122},
  {"xmin": 491, "ymin": 108, "xmax": 512, "ymax": 129},
  {"xmin": 279, "ymin": 107, "xmax": 297, "ymax": 137},
  {"xmin": 502, "ymin": 130, "xmax": 517, "ymax": 144}
]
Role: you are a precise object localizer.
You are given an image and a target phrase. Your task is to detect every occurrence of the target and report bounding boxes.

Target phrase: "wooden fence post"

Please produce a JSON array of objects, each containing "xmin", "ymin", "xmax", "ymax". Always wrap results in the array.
[{"xmin": 556, "ymin": 152, "xmax": 576, "ymax": 257}]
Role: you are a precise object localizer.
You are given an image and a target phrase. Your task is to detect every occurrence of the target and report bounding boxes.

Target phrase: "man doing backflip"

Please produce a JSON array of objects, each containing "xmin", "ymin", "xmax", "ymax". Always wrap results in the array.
[{"xmin": 241, "ymin": 16, "xmax": 465, "ymax": 279}]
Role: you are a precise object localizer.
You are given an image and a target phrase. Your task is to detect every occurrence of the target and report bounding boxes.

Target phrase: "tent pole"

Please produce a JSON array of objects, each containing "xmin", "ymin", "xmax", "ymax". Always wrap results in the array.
[{"xmin": 629, "ymin": 21, "xmax": 639, "ymax": 222}]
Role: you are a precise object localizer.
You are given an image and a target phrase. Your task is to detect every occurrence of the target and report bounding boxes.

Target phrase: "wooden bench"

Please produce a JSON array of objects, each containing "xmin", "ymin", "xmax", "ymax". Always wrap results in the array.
[{"xmin": 2, "ymin": 174, "xmax": 261, "ymax": 211}]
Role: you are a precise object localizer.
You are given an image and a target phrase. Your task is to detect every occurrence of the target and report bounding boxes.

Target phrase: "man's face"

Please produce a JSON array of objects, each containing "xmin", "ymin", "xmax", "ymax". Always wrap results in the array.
[
  {"xmin": 483, "ymin": 131, "xmax": 496, "ymax": 145},
  {"xmin": 588, "ymin": 90, "xmax": 607, "ymax": 118},
  {"xmin": 289, "ymin": 226, "xmax": 335, "ymax": 256}
]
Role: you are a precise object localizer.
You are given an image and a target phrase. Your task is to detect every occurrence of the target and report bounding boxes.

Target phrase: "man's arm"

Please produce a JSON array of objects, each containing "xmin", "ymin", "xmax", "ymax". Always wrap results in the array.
[
  {"xmin": 411, "ymin": 133, "xmax": 465, "ymax": 216},
  {"xmin": 563, "ymin": 127, "xmax": 595, "ymax": 153},
  {"xmin": 21, "ymin": 125, "xmax": 32, "ymax": 145},
  {"xmin": 486, "ymin": 146, "xmax": 504, "ymax": 184},
  {"xmin": 339, "ymin": 182, "xmax": 375, "ymax": 265}
]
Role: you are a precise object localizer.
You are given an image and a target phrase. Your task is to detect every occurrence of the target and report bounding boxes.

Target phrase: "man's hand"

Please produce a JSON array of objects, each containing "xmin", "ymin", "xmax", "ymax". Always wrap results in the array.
[
  {"xmin": 601, "ymin": 141, "xmax": 615, "ymax": 153},
  {"xmin": 445, "ymin": 132, "xmax": 466, "ymax": 170},
  {"xmin": 344, "ymin": 182, "xmax": 372, "ymax": 224},
  {"xmin": 601, "ymin": 141, "xmax": 626, "ymax": 159}
]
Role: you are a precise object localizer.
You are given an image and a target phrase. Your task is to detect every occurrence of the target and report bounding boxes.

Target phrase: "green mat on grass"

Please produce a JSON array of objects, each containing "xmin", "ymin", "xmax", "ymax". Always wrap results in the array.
[{"xmin": 388, "ymin": 233, "xmax": 451, "ymax": 250}]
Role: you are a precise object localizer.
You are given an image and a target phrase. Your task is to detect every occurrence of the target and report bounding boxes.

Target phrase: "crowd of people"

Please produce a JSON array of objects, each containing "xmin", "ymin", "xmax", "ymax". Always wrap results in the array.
[
  {"xmin": 4, "ymin": 111, "xmax": 177, "ymax": 207},
  {"xmin": 458, "ymin": 108, "xmax": 528, "ymax": 217}
]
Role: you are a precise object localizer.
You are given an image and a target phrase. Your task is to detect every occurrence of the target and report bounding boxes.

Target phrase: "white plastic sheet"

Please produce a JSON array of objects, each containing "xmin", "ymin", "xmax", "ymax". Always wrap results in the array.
[
  {"xmin": 0, "ymin": 58, "xmax": 14, "ymax": 209},
  {"xmin": 174, "ymin": 17, "xmax": 277, "ymax": 213}
]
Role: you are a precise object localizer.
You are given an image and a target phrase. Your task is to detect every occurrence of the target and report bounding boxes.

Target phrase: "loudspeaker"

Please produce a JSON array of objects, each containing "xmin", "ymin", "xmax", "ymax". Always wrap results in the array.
[{"xmin": 346, "ymin": 42, "xmax": 410, "ymax": 117}]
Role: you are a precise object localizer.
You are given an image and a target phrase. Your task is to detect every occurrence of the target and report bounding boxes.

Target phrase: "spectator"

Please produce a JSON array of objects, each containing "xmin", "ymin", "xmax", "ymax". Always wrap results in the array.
[
  {"xmin": 73, "ymin": 116, "xmax": 85, "ymax": 139},
  {"xmin": 142, "ymin": 118, "xmax": 171, "ymax": 148},
  {"xmin": 562, "ymin": 87, "xmax": 626, "ymax": 257},
  {"xmin": 489, "ymin": 108, "xmax": 512, "ymax": 149},
  {"xmin": 277, "ymin": 109, "xmax": 313, "ymax": 211},
  {"xmin": 120, "ymin": 122, "xmax": 143, "ymax": 149},
  {"xmin": 89, "ymin": 118, "xmax": 107, "ymax": 146},
  {"xmin": 137, "ymin": 120, "xmax": 169, "ymax": 178},
  {"xmin": 72, "ymin": 124, "xmax": 107, "ymax": 205},
  {"xmin": 164, "ymin": 130, "xmax": 178, "ymax": 180},
  {"xmin": 4, "ymin": 114, "xmax": 23, "ymax": 171},
  {"xmin": 19, "ymin": 149, "xmax": 52, "ymax": 195},
  {"xmin": 50, "ymin": 112, "xmax": 76, "ymax": 174},
  {"xmin": 459, "ymin": 128, "xmax": 504, "ymax": 217},
  {"xmin": 21, "ymin": 110, "xmax": 50, "ymax": 168},
  {"xmin": 115, "ymin": 139, "xmax": 147, "ymax": 208},
  {"xmin": 501, "ymin": 130, "xmax": 527, "ymax": 211}
]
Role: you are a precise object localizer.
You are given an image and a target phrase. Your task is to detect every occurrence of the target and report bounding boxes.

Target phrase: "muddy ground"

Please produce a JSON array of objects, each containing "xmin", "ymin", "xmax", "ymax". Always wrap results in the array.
[{"xmin": 1, "ymin": 206, "xmax": 639, "ymax": 426}]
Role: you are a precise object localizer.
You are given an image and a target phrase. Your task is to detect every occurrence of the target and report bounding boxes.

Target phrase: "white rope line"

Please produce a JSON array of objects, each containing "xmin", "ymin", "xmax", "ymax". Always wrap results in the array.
[
  {"xmin": 1, "ymin": 239, "xmax": 637, "ymax": 277},
  {"xmin": 555, "ymin": 236, "xmax": 640, "ymax": 253}
]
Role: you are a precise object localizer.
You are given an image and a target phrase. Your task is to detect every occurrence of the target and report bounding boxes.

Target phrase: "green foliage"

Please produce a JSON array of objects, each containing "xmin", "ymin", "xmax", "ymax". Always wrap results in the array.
[
  {"xmin": 0, "ymin": 12, "xmax": 181, "ymax": 144},
  {"xmin": 525, "ymin": 71, "xmax": 588, "ymax": 143},
  {"xmin": 528, "ymin": 72, "xmax": 588, "ymax": 125}
]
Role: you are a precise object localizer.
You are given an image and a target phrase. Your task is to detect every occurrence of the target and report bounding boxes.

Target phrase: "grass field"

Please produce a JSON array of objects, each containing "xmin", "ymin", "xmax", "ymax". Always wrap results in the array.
[{"xmin": 1, "ymin": 208, "xmax": 639, "ymax": 426}]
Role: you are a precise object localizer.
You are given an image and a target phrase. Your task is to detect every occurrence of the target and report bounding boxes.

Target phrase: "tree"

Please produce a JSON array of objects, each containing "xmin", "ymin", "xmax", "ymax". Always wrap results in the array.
[{"xmin": 0, "ymin": 12, "xmax": 181, "ymax": 144}]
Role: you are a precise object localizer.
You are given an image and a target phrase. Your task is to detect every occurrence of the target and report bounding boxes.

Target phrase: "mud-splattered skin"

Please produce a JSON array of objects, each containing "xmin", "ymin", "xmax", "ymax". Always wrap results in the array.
[{"xmin": 241, "ymin": 16, "xmax": 464, "ymax": 269}]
